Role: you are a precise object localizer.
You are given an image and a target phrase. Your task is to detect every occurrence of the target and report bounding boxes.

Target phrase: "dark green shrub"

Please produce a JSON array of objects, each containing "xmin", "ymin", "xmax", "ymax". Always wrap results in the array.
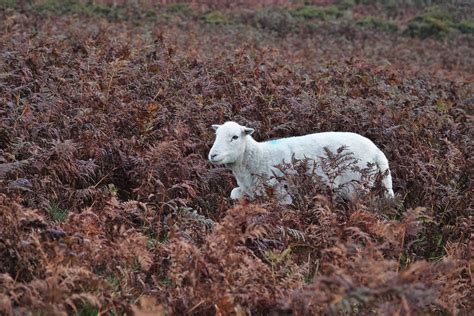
[
  {"xmin": 456, "ymin": 20, "xmax": 474, "ymax": 34},
  {"xmin": 47, "ymin": 202, "xmax": 68, "ymax": 223},
  {"xmin": 199, "ymin": 10, "xmax": 229, "ymax": 25},
  {"xmin": 166, "ymin": 3, "xmax": 189, "ymax": 13},
  {"xmin": 337, "ymin": 0, "xmax": 356, "ymax": 10},
  {"xmin": 357, "ymin": 16, "xmax": 398, "ymax": 32},
  {"xmin": 0, "ymin": 0, "xmax": 17, "ymax": 9},
  {"xmin": 237, "ymin": 8, "xmax": 297, "ymax": 35},
  {"xmin": 404, "ymin": 17, "xmax": 449, "ymax": 38},
  {"xmin": 404, "ymin": 7, "xmax": 453, "ymax": 38},
  {"xmin": 33, "ymin": 0, "xmax": 79, "ymax": 13},
  {"xmin": 73, "ymin": 303, "xmax": 99, "ymax": 316},
  {"xmin": 290, "ymin": 5, "xmax": 342, "ymax": 21},
  {"xmin": 32, "ymin": 0, "xmax": 128, "ymax": 20}
]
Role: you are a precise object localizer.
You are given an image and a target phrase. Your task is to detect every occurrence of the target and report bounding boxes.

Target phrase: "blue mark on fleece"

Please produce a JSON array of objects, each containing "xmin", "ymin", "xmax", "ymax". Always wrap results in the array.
[{"xmin": 267, "ymin": 139, "xmax": 281, "ymax": 145}]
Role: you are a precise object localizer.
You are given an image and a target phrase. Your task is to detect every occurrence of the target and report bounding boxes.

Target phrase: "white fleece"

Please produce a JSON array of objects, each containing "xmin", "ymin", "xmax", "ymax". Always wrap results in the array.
[{"xmin": 209, "ymin": 121, "xmax": 394, "ymax": 203}]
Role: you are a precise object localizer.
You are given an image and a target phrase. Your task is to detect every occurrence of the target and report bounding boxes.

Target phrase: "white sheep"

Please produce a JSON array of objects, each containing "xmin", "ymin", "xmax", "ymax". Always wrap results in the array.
[{"xmin": 208, "ymin": 121, "xmax": 394, "ymax": 203}]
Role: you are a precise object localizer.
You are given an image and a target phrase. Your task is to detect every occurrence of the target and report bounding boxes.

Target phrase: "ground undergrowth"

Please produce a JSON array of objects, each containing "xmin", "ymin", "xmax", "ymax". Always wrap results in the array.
[{"xmin": 0, "ymin": 0, "xmax": 472, "ymax": 315}]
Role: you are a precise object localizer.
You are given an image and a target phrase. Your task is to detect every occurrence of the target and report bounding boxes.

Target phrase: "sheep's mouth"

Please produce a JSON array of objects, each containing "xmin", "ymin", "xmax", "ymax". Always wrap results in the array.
[
  {"xmin": 209, "ymin": 158, "xmax": 224, "ymax": 164},
  {"xmin": 209, "ymin": 153, "xmax": 234, "ymax": 165}
]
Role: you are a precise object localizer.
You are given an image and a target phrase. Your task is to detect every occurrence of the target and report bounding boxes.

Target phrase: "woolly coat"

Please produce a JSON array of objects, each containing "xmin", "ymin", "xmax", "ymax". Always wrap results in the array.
[{"xmin": 224, "ymin": 132, "xmax": 394, "ymax": 201}]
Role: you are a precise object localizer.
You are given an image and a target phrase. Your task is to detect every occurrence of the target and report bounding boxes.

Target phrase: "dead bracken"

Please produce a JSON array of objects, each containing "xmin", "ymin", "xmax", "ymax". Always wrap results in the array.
[{"xmin": 0, "ymin": 1, "xmax": 472, "ymax": 315}]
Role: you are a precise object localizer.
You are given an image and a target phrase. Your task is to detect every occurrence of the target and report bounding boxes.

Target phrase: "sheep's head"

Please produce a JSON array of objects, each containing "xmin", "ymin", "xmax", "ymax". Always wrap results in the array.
[{"xmin": 208, "ymin": 121, "xmax": 254, "ymax": 165}]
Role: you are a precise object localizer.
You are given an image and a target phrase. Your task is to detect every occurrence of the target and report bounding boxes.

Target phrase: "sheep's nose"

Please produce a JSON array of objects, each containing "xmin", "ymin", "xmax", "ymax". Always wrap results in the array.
[{"xmin": 210, "ymin": 154, "xmax": 218, "ymax": 160}]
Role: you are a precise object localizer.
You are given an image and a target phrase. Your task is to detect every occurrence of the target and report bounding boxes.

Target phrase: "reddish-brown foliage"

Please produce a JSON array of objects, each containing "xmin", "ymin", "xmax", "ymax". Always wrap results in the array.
[{"xmin": 0, "ymin": 1, "xmax": 472, "ymax": 315}]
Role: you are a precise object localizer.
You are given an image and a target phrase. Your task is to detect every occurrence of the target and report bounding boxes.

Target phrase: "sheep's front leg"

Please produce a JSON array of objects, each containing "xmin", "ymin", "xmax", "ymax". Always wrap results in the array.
[
  {"xmin": 230, "ymin": 187, "xmax": 243, "ymax": 200},
  {"xmin": 275, "ymin": 182, "xmax": 293, "ymax": 205},
  {"xmin": 267, "ymin": 177, "xmax": 293, "ymax": 205}
]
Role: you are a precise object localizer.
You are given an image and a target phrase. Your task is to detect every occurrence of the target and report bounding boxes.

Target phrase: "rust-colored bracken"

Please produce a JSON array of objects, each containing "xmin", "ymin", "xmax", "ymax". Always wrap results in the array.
[{"xmin": 0, "ymin": 1, "xmax": 472, "ymax": 315}]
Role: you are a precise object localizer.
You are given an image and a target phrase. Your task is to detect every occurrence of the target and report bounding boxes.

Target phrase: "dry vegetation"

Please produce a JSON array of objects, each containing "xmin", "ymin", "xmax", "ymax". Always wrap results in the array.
[{"xmin": 0, "ymin": 0, "xmax": 472, "ymax": 315}]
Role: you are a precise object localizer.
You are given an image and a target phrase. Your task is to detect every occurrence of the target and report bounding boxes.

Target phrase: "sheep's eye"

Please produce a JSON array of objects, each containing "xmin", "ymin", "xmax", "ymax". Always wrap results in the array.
[{"xmin": 231, "ymin": 135, "xmax": 239, "ymax": 141}]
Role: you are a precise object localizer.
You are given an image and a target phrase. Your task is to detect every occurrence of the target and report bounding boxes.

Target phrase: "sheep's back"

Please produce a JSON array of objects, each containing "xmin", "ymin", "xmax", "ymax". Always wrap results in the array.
[{"xmin": 262, "ymin": 132, "xmax": 381, "ymax": 167}]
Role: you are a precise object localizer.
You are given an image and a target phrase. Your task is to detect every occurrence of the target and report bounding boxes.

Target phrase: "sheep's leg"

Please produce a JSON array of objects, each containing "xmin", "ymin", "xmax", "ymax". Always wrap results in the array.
[
  {"xmin": 276, "ymin": 182, "xmax": 293, "ymax": 205},
  {"xmin": 230, "ymin": 187, "xmax": 243, "ymax": 200},
  {"xmin": 279, "ymin": 191, "xmax": 293, "ymax": 205},
  {"xmin": 375, "ymin": 152, "xmax": 395, "ymax": 198},
  {"xmin": 267, "ymin": 178, "xmax": 293, "ymax": 205}
]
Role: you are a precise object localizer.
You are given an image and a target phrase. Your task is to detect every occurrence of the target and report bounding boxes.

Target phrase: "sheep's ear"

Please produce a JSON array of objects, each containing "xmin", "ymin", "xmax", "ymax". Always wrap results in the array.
[
  {"xmin": 243, "ymin": 127, "xmax": 255, "ymax": 135},
  {"xmin": 211, "ymin": 124, "xmax": 220, "ymax": 131}
]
